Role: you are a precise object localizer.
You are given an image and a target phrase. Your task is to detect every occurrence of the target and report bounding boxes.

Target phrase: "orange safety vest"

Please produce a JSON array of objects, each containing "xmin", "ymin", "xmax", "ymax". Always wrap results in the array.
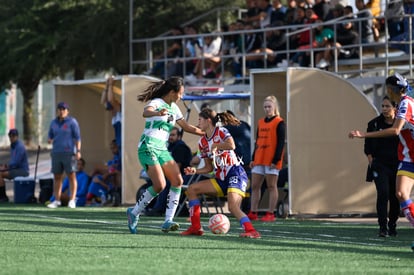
[{"xmin": 253, "ymin": 116, "xmax": 284, "ymax": 169}]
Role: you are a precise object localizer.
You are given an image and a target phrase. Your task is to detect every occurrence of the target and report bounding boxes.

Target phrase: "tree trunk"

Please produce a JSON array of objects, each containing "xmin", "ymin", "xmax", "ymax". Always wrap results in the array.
[
  {"xmin": 74, "ymin": 67, "xmax": 85, "ymax": 80},
  {"xmin": 18, "ymin": 79, "xmax": 39, "ymax": 146}
]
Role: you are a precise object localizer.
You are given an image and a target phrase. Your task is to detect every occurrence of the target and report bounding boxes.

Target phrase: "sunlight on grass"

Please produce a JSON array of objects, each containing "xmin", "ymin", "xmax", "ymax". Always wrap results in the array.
[{"xmin": 0, "ymin": 205, "xmax": 412, "ymax": 274}]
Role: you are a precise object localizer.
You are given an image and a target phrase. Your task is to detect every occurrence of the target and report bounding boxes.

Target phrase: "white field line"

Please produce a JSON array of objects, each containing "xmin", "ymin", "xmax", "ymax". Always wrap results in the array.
[{"xmin": 0, "ymin": 212, "xmax": 393, "ymax": 246}]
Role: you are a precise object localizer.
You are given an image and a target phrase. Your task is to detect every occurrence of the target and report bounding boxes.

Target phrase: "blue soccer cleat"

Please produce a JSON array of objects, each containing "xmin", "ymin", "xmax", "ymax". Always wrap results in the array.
[
  {"xmin": 161, "ymin": 220, "xmax": 180, "ymax": 233},
  {"xmin": 127, "ymin": 207, "xmax": 139, "ymax": 234}
]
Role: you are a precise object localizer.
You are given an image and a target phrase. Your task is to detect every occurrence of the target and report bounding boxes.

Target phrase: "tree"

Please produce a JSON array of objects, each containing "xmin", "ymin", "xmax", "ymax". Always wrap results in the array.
[{"xmin": 0, "ymin": 0, "xmax": 245, "ymax": 143}]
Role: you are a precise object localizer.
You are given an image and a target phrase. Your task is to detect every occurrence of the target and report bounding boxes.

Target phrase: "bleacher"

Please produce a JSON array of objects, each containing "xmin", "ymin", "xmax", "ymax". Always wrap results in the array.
[{"xmin": 129, "ymin": 6, "xmax": 414, "ymax": 97}]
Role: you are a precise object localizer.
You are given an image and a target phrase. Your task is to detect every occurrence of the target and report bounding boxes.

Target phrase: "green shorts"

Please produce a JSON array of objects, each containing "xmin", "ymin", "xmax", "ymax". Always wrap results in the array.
[{"xmin": 138, "ymin": 145, "xmax": 173, "ymax": 170}]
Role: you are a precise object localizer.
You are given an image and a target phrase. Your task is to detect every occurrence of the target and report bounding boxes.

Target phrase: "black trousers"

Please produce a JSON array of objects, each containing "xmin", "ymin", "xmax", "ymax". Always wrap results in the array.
[{"xmin": 372, "ymin": 161, "xmax": 400, "ymax": 228}]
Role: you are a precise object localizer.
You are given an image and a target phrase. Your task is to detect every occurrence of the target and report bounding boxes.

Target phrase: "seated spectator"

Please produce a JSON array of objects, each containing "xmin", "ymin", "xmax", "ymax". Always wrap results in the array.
[
  {"xmin": 244, "ymin": 0, "xmax": 274, "ymax": 28},
  {"xmin": 288, "ymin": 20, "xmax": 333, "ymax": 67},
  {"xmin": 337, "ymin": 4, "xmax": 358, "ymax": 44},
  {"xmin": 86, "ymin": 140, "xmax": 121, "ymax": 206},
  {"xmin": 221, "ymin": 21, "xmax": 243, "ymax": 78},
  {"xmin": 287, "ymin": 8, "xmax": 319, "ymax": 67},
  {"xmin": 0, "ymin": 129, "xmax": 29, "ymax": 202},
  {"xmin": 384, "ymin": 0, "xmax": 404, "ymax": 40},
  {"xmin": 289, "ymin": 6, "xmax": 307, "ymax": 49},
  {"xmin": 271, "ymin": 0, "xmax": 288, "ymax": 25},
  {"xmin": 390, "ymin": 1, "xmax": 414, "ymax": 54},
  {"xmin": 285, "ymin": 0, "xmax": 298, "ymax": 25},
  {"xmin": 147, "ymin": 26, "xmax": 184, "ymax": 78},
  {"xmin": 48, "ymin": 158, "xmax": 90, "ymax": 207},
  {"xmin": 355, "ymin": 0, "xmax": 375, "ymax": 44},
  {"xmin": 243, "ymin": 0, "xmax": 261, "ymax": 28},
  {"xmin": 365, "ymin": 0, "xmax": 381, "ymax": 40},
  {"xmin": 329, "ymin": 4, "xmax": 359, "ymax": 58},
  {"xmin": 314, "ymin": 18, "xmax": 358, "ymax": 68},
  {"xmin": 313, "ymin": 0, "xmax": 331, "ymax": 21},
  {"xmin": 262, "ymin": 21, "xmax": 288, "ymax": 66},
  {"xmin": 185, "ymin": 32, "xmax": 222, "ymax": 85},
  {"xmin": 232, "ymin": 22, "xmax": 264, "ymax": 77},
  {"xmin": 181, "ymin": 25, "xmax": 203, "ymax": 76}
]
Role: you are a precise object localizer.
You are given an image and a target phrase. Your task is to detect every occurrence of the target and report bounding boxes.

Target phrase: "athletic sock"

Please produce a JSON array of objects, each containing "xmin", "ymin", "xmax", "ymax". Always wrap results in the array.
[
  {"xmin": 189, "ymin": 199, "xmax": 201, "ymax": 229},
  {"xmin": 400, "ymin": 199, "xmax": 414, "ymax": 227},
  {"xmin": 132, "ymin": 186, "xmax": 158, "ymax": 216},
  {"xmin": 164, "ymin": 186, "xmax": 181, "ymax": 222},
  {"xmin": 240, "ymin": 216, "xmax": 255, "ymax": 232}
]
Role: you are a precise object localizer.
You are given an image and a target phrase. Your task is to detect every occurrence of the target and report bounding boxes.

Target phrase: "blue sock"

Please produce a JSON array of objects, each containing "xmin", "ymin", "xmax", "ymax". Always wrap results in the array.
[
  {"xmin": 400, "ymin": 199, "xmax": 412, "ymax": 209},
  {"xmin": 189, "ymin": 199, "xmax": 200, "ymax": 208},
  {"xmin": 240, "ymin": 216, "xmax": 250, "ymax": 227}
]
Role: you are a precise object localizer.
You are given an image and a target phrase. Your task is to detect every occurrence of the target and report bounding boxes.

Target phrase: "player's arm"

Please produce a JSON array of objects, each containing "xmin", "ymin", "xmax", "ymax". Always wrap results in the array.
[
  {"xmin": 176, "ymin": 119, "xmax": 204, "ymax": 136},
  {"xmin": 184, "ymin": 157, "xmax": 213, "ymax": 175},
  {"xmin": 143, "ymin": 105, "xmax": 167, "ymax": 118},
  {"xmin": 349, "ymin": 118, "xmax": 405, "ymax": 139},
  {"xmin": 211, "ymin": 137, "xmax": 235, "ymax": 152}
]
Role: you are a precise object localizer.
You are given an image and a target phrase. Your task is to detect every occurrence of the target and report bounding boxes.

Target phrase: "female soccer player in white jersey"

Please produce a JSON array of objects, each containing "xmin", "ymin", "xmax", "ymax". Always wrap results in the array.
[
  {"xmin": 181, "ymin": 108, "xmax": 261, "ymax": 238},
  {"xmin": 349, "ymin": 73, "xmax": 414, "ymax": 228},
  {"xmin": 127, "ymin": 76, "xmax": 203, "ymax": 234}
]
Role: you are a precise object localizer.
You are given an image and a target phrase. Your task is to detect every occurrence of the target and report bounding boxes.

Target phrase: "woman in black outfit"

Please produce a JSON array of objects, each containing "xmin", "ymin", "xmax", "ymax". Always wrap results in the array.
[{"xmin": 364, "ymin": 96, "xmax": 400, "ymax": 237}]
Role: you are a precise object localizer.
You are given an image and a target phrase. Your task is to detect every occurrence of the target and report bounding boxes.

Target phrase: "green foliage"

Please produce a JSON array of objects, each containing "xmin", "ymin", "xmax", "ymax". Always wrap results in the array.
[
  {"xmin": 0, "ymin": 206, "xmax": 413, "ymax": 274},
  {"xmin": 132, "ymin": 0, "xmax": 245, "ymax": 38},
  {"xmin": 0, "ymin": 0, "xmax": 245, "ymax": 141}
]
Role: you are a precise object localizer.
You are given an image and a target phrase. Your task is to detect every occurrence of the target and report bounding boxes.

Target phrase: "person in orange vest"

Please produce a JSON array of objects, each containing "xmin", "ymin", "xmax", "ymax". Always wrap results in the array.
[{"xmin": 248, "ymin": 95, "xmax": 286, "ymax": 222}]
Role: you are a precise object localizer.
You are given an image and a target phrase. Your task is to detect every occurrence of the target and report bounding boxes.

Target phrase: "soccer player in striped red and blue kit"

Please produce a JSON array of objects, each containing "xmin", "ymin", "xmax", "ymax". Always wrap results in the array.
[
  {"xmin": 181, "ymin": 108, "xmax": 260, "ymax": 238},
  {"xmin": 349, "ymin": 73, "xmax": 414, "ymax": 229}
]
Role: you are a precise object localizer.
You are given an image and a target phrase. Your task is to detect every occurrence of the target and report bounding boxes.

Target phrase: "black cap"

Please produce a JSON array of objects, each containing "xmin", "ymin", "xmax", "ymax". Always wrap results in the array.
[
  {"xmin": 57, "ymin": 102, "xmax": 69, "ymax": 109},
  {"xmin": 8, "ymin": 129, "xmax": 18, "ymax": 136}
]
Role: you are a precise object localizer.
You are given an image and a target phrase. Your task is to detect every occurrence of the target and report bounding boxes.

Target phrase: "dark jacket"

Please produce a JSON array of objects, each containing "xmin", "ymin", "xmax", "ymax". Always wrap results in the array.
[
  {"xmin": 364, "ymin": 114, "xmax": 399, "ymax": 181},
  {"xmin": 168, "ymin": 140, "xmax": 192, "ymax": 175}
]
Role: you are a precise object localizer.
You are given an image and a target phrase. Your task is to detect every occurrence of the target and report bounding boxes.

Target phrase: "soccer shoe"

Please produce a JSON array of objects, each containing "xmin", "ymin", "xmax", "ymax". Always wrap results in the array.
[
  {"xmin": 378, "ymin": 227, "xmax": 388, "ymax": 238},
  {"xmin": 181, "ymin": 226, "xmax": 204, "ymax": 236},
  {"xmin": 47, "ymin": 200, "xmax": 61, "ymax": 209},
  {"xmin": 126, "ymin": 207, "xmax": 139, "ymax": 234},
  {"xmin": 260, "ymin": 212, "xmax": 275, "ymax": 222},
  {"xmin": 68, "ymin": 200, "xmax": 76, "ymax": 209},
  {"xmin": 239, "ymin": 230, "xmax": 261, "ymax": 239},
  {"xmin": 247, "ymin": 211, "xmax": 258, "ymax": 221},
  {"xmin": 388, "ymin": 225, "xmax": 397, "ymax": 237},
  {"xmin": 161, "ymin": 220, "xmax": 180, "ymax": 233},
  {"xmin": 0, "ymin": 196, "xmax": 9, "ymax": 203}
]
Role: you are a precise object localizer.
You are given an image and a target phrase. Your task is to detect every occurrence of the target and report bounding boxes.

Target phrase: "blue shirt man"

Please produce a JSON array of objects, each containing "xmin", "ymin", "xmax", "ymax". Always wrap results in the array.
[
  {"xmin": 47, "ymin": 102, "xmax": 82, "ymax": 209},
  {"xmin": 0, "ymin": 129, "xmax": 29, "ymax": 202}
]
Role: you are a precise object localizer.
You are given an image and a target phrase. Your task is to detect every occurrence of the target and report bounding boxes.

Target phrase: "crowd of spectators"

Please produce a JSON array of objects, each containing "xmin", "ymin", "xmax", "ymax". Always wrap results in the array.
[{"xmin": 146, "ymin": 0, "xmax": 412, "ymax": 84}]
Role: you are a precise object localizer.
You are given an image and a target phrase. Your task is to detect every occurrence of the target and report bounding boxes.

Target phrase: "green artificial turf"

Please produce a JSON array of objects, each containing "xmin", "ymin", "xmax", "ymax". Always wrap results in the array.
[{"xmin": 0, "ymin": 205, "xmax": 412, "ymax": 275}]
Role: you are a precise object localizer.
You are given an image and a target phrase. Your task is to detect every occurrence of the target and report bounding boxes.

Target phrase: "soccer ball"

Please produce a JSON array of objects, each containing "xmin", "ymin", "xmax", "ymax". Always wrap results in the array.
[{"xmin": 208, "ymin": 214, "xmax": 230, "ymax": 234}]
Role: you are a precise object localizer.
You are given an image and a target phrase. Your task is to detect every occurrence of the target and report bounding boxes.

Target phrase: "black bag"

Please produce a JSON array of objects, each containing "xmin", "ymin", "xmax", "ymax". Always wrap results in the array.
[{"xmin": 39, "ymin": 179, "xmax": 53, "ymax": 204}]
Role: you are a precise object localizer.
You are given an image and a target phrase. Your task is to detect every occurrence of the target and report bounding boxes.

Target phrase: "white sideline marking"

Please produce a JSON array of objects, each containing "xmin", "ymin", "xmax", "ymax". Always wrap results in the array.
[{"xmin": 1, "ymin": 212, "xmax": 389, "ymax": 247}]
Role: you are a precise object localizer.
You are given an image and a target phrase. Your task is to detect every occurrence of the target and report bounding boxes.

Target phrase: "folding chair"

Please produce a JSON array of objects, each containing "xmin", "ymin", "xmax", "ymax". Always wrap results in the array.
[{"xmin": 175, "ymin": 173, "xmax": 223, "ymax": 217}]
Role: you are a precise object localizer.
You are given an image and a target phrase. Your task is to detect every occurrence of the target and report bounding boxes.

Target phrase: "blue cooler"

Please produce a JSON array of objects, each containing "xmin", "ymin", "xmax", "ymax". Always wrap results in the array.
[{"xmin": 14, "ymin": 177, "xmax": 36, "ymax": 204}]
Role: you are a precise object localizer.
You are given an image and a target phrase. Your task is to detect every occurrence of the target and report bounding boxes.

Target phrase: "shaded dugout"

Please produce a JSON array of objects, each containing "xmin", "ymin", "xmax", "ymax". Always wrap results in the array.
[{"xmin": 250, "ymin": 68, "xmax": 378, "ymax": 216}]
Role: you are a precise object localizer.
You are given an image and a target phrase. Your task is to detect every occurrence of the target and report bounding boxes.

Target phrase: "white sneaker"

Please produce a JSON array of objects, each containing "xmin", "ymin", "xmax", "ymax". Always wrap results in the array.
[
  {"xmin": 184, "ymin": 74, "xmax": 198, "ymax": 86},
  {"xmin": 68, "ymin": 200, "xmax": 76, "ymax": 209},
  {"xmin": 316, "ymin": 58, "xmax": 329, "ymax": 68},
  {"xmin": 47, "ymin": 200, "xmax": 61, "ymax": 209},
  {"xmin": 277, "ymin": 59, "xmax": 288, "ymax": 68}
]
